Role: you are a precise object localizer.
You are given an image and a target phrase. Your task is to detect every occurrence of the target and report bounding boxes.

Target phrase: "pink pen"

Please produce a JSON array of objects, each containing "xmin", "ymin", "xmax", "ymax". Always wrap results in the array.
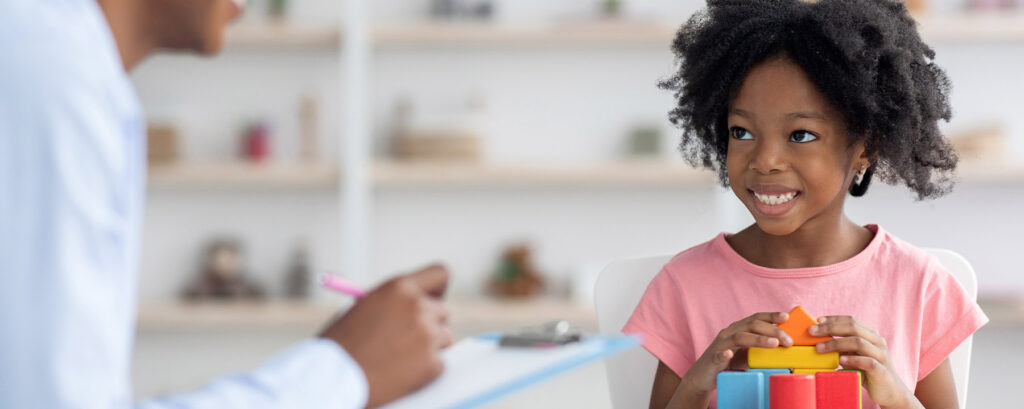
[{"xmin": 320, "ymin": 273, "xmax": 367, "ymax": 299}]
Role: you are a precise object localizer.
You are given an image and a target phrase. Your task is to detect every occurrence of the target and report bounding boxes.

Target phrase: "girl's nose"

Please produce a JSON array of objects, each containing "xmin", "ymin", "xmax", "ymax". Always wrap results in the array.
[{"xmin": 749, "ymin": 138, "xmax": 788, "ymax": 174}]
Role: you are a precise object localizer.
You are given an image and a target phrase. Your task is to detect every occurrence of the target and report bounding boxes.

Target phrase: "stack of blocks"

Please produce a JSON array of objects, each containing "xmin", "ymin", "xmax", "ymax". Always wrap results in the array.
[{"xmin": 717, "ymin": 306, "xmax": 862, "ymax": 409}]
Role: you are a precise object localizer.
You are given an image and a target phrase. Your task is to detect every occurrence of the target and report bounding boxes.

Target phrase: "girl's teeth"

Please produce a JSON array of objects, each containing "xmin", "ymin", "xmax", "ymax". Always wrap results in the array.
[{"xmin": 754, "ymin": 192, "xmax": 797, "ymax": 206}]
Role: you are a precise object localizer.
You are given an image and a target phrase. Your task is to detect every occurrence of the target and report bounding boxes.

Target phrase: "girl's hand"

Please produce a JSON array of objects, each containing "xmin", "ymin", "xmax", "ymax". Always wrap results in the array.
[
  {"xmin": 681, "ymin": 312, "xmax": 794, "ymax": 394},
  {"xmin": 810, "ymin": 316, "xmax": 920, "ymax": 409}
]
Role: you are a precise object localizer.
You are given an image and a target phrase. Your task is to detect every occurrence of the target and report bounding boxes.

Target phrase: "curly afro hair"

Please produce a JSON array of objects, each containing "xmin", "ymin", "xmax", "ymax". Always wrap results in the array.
[{"xmin": 660, "ymin": 0, "xmax": 957, "ymax": 199}]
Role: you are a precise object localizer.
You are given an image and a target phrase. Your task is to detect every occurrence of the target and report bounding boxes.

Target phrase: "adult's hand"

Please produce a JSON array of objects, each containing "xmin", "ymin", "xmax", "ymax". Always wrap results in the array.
[{"xmin": 319, "ymin": 264, "xmax": 454, "ymax": 408}]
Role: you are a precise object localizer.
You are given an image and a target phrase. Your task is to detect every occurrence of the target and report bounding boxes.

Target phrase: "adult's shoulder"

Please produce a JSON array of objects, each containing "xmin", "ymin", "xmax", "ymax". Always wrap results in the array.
[{"xmin": 0, "ymin": 0, "xmax": 122, "ymax": 107}]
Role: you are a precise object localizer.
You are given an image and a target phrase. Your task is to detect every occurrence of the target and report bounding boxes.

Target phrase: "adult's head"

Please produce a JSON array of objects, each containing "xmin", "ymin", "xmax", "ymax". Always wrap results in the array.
[{"xmin": 98, "ymin": 0, "xmax": 245, "ymax": 69}]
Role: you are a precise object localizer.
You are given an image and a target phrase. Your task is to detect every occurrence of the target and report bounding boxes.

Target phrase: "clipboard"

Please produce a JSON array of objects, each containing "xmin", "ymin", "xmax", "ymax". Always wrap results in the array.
[{"xmin": 381, "ymin": 333, "xmax": 641, "ymax": 409}]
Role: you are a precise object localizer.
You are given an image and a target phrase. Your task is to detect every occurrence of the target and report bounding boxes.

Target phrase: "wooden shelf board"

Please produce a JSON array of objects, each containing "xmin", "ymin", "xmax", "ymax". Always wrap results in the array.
[
  {"xmin": 212, "ymin": 13, "xmax": 1024, "ymax": 49},
  {"xmin": 372, "ymin": 160, "xmax": 716, "ymax": 187},
  {"xmin": 136, "ymin": 297, "xmax": 595, "ymax": 332},
  {"xmin": 144, "ymin": 160, "xmax": 1024, "ymax": 189},
  {"xmin": 147, "ymin": 162, "xmax": 339, "ymax": 189},
  {"xmin": 957, "ymin": 161, "xmax": 1024, "ymax": 184},
  {"xmin": 136, "ymin": 300, "xmax": 341, "ymax": 330},
  {"xmin": 373, "ymin": 20, "xmax": 676, "ymax": 48},
  {"xmin": 224, "ymin": 23, "xmax": 340, "ymax": 49}
]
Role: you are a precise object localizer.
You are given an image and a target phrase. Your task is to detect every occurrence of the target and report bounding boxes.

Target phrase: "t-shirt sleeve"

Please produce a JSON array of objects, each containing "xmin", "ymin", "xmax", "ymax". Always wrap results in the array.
[
  {"xmin": 916, "ymin": 256, "xmax": 989, "ymax": 381},
  {"xmin": 622, "ymin": 265, "xmax": 697, "ymax": 378}
]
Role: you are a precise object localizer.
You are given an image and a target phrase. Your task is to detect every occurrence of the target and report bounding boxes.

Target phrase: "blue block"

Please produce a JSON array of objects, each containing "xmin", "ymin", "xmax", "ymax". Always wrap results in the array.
[
  {"xmin": 748, "ymin": 369, "xmax": 791, "ymax": 405},
  {"xmin": 717, "ymin": 371, "xmax": 765, "ymax": 409}
]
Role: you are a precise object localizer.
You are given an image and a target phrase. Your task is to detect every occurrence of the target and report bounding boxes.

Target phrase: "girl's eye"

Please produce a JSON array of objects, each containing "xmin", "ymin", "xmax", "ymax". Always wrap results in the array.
[
  {"xmin": 790, "ymin": 130, "xmax": 818, "ymax": 143},
  {"xmin": 730, "ymin": 127, "xmax": 753, "ymax": 140}
]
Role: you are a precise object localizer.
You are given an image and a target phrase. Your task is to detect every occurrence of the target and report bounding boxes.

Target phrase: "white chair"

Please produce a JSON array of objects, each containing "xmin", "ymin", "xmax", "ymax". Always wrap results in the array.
[{"xmin": 594, "ymin": 249, "xmax": 978, "ymax": 409}]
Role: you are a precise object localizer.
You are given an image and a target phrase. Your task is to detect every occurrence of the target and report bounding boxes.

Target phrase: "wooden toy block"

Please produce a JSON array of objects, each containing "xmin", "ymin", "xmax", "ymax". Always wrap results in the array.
[
  {"xmin": 779, "ymin": 305, "xmax": 833, "ymax": 346},
  {"xmin": 794, "ymin": 368, "xmax": 835, "ymax": 375},
  {"xmin": 769, "ymin": 374, "xmax": 816, "ymax": 409},
  {"xmin": 717, "ymin": 371, "xmax": 766, "ymax": 409},
  {"xmin": 816, "ymin": 370, "xmax": 862, "ymax": 409},
  {"xmin": 841, "ymin": 369, "xmax": 866, "ymax": 380},
  {"xmin": 748, "ymin": 346, "xmax": 839, "ymax": 369},
  {"xmin": 747, "ymin": 369, "xmax": 789, "ymax": 405}
]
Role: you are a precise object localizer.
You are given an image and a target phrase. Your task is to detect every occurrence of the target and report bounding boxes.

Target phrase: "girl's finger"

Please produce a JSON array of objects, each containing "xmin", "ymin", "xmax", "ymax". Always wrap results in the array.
[
  {"xmin": 747, "ymin": 311, "xmax": 789, "ymax": 325},
  {"xmin": 839, "ymin": 355, "xmax": 885, "ymax": 377},
  {"xmin": 810, "ymin": 316, "xmax": 884, "ymax": 347},
  {"xmin": 748, "ymin": 319, "xmax": 794, "ymax": 347},
  {"xmin": 816, "ymin": 337, "xmax": 887, "ymax": 364},
  {"xmin": 713, "ymin": 348, "xmax": 734, "ymax": 366},
  {"xmin": 728, "ymin": 331, "xmax": 782, "ymax": 349}
]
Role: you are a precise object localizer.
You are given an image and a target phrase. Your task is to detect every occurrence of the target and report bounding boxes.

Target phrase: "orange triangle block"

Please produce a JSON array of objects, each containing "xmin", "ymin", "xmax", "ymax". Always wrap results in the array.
[{"xmin": 779, "ymin": 306, "xmax": 833, "ymax": 346}]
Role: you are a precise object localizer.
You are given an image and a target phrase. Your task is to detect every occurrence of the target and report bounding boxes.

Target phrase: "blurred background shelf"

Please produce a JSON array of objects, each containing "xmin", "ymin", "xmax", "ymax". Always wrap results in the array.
[
  {"xmin": 220, "ymin": 13, "xmax": 1024, "ymax": 50},
  {"xmin": 147, "ymin": 162, "xmax": 339, "ymax": 189},
  {"xmin": 136, "ymin": 300, "xmax": 340, "ymax": 330},
  {"xmin": 372, "ymin": 160, "xmax": 715, "ymax": 187},
  {"xmin": 374, "ymin": 20, "xmax": 677, "ymax": 48},
  {"xmin": 958, "ymin": 161, "xmax": 1024, "ymax": 184},
  {"xmin": 916, "ymin": 12, "xmax": 1024, "ymax": 43},
  {"xmin": 136, "ymin": 298, "xmax": 596, "ymax": 334},
  {"xmin": 145, "ymin": 160, "xmax": 1024, "ymax": 189},
  {"xmin": 225, "ymin": 23, "xmax": 340, "ymax": 49}
]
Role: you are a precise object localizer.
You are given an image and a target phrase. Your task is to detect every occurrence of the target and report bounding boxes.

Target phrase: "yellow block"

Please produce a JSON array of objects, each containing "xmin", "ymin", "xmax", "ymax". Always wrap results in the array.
[
  {"xmin": 748, "ymin": 346, "xmax": 838, "ymax": 369},
  {"xmin": 794, "ymin": 368, "xmax": 835, "ymax": 375}
]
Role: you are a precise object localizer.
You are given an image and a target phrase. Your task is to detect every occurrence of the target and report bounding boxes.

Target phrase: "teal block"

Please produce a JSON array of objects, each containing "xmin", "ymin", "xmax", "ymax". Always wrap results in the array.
[
  {"xmin": 748, "ymin": 369, "xmax": 791, "ymax": 405},
  {"xmin": 717, "ymin": 371, "xmax": 765, "ymax": 409}
]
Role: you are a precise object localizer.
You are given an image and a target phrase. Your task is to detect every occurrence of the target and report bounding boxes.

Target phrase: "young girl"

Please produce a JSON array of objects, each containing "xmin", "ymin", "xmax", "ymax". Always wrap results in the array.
[{"xmin": 623, "ymin": 1, "xmax": 988, "ymax": 408}]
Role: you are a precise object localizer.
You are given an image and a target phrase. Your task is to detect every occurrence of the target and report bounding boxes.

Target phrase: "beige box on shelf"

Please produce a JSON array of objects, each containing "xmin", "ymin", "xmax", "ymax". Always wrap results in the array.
[
  {"xmin": 147, "ymin": 123, "xmax": 179, "ymax": 165},
  {"xmin": 949, "ymin": 123, "xmax": 1005, "ymax": 164},
  {"xmin": 394, "ymin": 129, "xmax": 481, "ymax": 162}
]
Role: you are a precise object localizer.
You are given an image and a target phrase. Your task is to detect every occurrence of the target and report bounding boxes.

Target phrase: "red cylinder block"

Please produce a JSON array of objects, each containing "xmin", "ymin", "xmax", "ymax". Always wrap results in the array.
[{"xmin": 770, "ymin": 374, "xmax": 816, "ymax": 409}]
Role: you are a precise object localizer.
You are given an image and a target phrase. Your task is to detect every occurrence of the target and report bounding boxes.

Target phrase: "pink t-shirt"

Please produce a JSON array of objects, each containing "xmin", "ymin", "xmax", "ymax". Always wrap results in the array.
[{"xmin": 622, "ymin": 225, "xmax": 988, "ymax": 409}]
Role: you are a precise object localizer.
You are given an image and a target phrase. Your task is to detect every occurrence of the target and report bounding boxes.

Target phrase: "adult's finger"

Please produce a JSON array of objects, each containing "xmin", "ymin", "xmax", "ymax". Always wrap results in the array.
[{"xmin": 408, "ymin": 264, "xmax": 450, "ymax": 298}]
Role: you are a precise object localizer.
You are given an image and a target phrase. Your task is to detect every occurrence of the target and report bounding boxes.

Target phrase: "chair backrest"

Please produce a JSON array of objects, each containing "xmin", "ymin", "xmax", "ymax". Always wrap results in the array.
[{"xmin": 594, "ymin": 249, "xmax": 977, "ymax": 409}]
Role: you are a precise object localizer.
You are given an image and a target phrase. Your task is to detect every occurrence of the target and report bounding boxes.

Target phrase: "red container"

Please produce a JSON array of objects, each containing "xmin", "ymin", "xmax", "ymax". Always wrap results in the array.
[{"xmin": 770, "ymin": 374, "xmax": 815, "ymax": 409}]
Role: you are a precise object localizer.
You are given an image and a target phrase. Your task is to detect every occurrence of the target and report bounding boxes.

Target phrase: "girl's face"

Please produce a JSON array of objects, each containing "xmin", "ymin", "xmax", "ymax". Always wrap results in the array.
[{"xmin": 726, "ymin": 56, "xmax": 868, "ymax": 236}]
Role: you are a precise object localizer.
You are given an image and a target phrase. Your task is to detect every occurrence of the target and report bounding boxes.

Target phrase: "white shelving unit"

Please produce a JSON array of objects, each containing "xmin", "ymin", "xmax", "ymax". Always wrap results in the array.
[{"xmin": 140, "ymin": 5, "xmax": 1024, "ymax": 302}]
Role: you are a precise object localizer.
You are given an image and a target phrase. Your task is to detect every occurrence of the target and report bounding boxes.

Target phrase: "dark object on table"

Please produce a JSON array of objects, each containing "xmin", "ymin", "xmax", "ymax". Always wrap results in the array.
[
  {"xmin": 500, "ymin": 320, "xmax": 582, "ymax": 348},
  {"xmin": 284, "ymin": 242, "xmax": 311, "ymax": 299},
  {"xmin": 430, "ymin": 0, "xmax": 494, "ymax": 20},
  {"xmin": 183, "ymin": 239, "xmax": 265, "ymax": 300},
  {"xmin": 488, "ymin": 244, "xmax": 544, "ymax": 298}
]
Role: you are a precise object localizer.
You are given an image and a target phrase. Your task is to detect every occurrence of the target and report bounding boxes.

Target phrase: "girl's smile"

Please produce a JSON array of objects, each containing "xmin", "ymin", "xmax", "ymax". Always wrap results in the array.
[{"xmin": 748, "ymin": 186, "xmax": 801, "ymax": 217}]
